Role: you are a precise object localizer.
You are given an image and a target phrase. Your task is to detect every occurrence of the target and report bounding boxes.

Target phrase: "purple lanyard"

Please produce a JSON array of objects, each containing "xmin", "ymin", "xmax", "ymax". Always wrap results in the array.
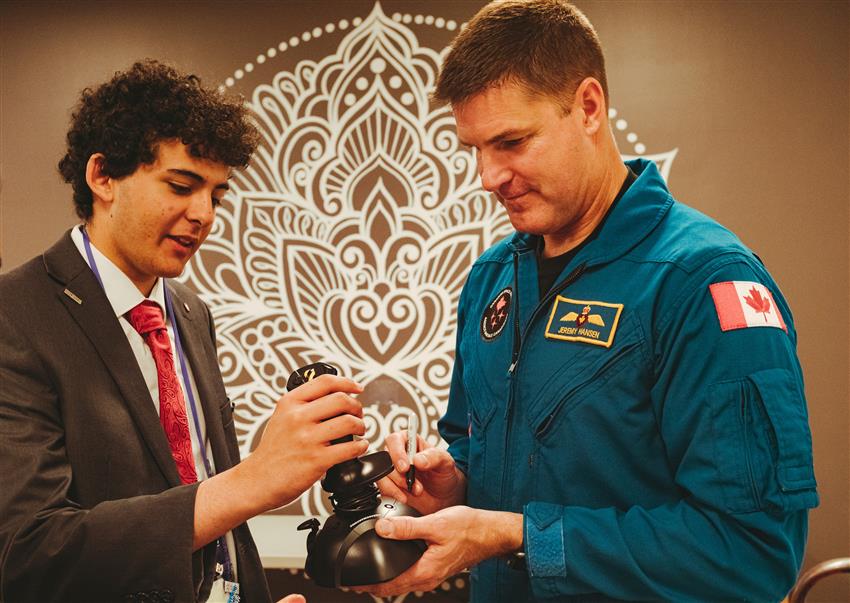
[{"xmin": 80, "ymin": 227, "xmax": 234, "ymax": 580}]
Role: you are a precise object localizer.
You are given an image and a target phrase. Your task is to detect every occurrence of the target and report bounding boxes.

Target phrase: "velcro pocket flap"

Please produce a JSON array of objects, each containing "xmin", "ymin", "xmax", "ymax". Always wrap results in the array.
[{"xmin": 748, "ymin": 369, "xmax": 816, "ymax": 492}]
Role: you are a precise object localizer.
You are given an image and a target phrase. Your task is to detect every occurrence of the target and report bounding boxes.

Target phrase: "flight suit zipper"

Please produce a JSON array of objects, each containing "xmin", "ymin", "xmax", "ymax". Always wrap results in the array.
[
  {"xmin": 508, "ymin": 260, "xmax": 587, "ymax": 375},
  {"xmin": 500, "ymin": 254, "xmax": 586, "ymax": 506}
]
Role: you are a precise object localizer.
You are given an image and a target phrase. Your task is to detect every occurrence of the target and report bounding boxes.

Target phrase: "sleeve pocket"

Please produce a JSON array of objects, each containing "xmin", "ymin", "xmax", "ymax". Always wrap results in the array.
[
  {"xmin": 747, "ymin": 369, "xmax": 818, "ymax": 511},
  {"xmin": 710, "ymin": 368, "xmax": 818, "ymax": 514}
]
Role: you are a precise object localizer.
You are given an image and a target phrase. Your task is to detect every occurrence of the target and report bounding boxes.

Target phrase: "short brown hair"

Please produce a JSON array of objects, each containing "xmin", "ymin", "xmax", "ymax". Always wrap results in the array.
[
  {"xmin": 58, "ymin": 60, "xmax": 259, "ymax": 220},
  {"xmin": 434, "ymin": 0, "xmax": 608, "ymax": 109}
]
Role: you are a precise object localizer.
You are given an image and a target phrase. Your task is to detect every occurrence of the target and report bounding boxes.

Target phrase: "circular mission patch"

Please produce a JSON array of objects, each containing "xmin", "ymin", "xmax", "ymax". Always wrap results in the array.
[{"xmin": 481, "ymin": 287, "xmax": 512, "ymax": 341}]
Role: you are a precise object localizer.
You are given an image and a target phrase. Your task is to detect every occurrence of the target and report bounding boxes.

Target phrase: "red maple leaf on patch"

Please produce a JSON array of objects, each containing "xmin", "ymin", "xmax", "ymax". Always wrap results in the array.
[{"xmin": 744, "ymin": 286, "xmax": 771, "ymax": 321}]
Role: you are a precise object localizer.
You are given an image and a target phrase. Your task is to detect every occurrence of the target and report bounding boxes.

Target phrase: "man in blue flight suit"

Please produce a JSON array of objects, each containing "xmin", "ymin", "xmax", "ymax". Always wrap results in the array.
[{"xmin": 360, "ymin": 1, "xmax": 818, "ymax": 601}]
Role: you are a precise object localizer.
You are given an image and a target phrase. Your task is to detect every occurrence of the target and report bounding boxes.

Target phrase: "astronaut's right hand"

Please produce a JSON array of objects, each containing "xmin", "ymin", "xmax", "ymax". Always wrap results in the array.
[{"xmin": 377, "ymin": 430, "xmax": 467, "ymax": 515}]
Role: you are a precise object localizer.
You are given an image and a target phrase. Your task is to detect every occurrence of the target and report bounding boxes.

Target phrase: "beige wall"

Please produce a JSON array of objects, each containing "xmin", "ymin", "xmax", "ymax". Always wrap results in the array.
[{"xmin": 1, "ymin": 1, "xmax": 848, "ymax": 601}]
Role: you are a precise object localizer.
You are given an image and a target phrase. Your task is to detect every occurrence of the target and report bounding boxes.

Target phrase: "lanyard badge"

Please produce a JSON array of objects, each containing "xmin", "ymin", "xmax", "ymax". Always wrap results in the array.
[{"xmin": 208, "ymin": 575, "xmax": 240, "ymax": 603}]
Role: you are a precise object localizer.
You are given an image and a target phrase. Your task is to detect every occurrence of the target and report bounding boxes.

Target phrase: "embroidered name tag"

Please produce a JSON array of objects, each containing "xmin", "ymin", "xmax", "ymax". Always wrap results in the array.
[{"xmin": 544, "ymin": 296, "xmax": 624, "ymax": 348}]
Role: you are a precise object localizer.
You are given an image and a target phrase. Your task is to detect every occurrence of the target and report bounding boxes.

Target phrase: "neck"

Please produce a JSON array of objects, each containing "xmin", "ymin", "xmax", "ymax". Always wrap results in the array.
[
  {"xmin": 84, "ymin": 221, "xmax": 157, "ymax": 297},
  {"xmin": 541, "ymin": 160, "xmax": 628, "ymax": 258}
]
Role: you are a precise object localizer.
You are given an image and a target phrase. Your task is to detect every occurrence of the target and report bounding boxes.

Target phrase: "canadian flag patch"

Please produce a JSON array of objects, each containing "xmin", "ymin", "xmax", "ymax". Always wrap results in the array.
[{"xmin": 709, "ymin": 281, "xmax": 787, "ymax": 332}]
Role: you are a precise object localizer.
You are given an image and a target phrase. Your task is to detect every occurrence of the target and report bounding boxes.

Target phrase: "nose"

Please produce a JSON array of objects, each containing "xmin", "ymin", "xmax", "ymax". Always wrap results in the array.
[
  {"xmin": 185, "ymin": 192, "xmax": 215, "ymax": 228},
  {"xmin": 477, "ymin": 149, "xmax": 512, "ymax": 193}
]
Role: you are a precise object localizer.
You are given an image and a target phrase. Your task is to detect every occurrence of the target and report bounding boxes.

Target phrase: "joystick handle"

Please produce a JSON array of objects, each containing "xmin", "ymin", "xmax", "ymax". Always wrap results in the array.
[
  {"xmin": 286, "ymin": 361, "xmax": 339, "ymax": 390},
  {"xmin": 286, "ymin": 362, "xmax": 352, "ymax": 445}
]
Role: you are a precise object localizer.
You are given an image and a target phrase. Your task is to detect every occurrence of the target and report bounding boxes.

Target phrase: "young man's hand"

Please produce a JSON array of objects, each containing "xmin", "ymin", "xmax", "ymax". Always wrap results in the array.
[
  {"xmin": 245, "ymin": 374, "xmax": 368, "ymax": 509},
  {"xmin": 194, "ymin": 374, "xmax": 368, "ymax": 549}
]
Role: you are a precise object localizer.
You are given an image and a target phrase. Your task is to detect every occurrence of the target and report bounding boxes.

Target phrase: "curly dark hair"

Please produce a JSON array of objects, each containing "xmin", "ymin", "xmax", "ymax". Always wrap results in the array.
[{"xmin": 58, "ymin": 60, "xmax": 259, "ymax": 219}]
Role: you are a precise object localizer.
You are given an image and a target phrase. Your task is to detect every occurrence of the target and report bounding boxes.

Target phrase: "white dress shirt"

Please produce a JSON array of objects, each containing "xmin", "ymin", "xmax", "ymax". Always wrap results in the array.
[{"xmin": 71, "ymin": 225, "xmax": 238, "ymax": 582}]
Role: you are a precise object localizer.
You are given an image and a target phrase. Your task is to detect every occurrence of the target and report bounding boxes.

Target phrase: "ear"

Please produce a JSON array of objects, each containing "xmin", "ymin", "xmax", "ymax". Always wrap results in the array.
[
  {"xmin": 84, "ymin": 153, "xmax": 115, "ymax": 206},
  {"xmin": 573, "ymin": 77, "xmax": 606, "ymax": 136}
]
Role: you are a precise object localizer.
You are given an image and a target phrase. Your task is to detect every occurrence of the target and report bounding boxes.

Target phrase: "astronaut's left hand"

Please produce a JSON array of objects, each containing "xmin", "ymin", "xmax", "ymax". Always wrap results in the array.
[{"xmin": 353, "ymin": 506, "xmax": 522, "ymax": 597}]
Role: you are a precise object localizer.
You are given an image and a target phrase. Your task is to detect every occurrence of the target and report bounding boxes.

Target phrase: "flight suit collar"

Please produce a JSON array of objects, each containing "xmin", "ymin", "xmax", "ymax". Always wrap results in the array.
[{"xmin": 507, "ymin": 158, "xmax": 673, "ymax": 269}]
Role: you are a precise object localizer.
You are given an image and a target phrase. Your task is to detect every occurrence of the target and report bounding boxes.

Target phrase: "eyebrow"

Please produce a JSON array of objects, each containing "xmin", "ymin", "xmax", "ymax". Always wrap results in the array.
[
  {"xmin": 458, "ymin": 129, "xmax": 528, "ymax": 148},
  {"xmin": 486, "ymin": 129, "xmax": 526, "ymax": 145},
  {"xmin": 167, "ymin": 168, "xmax": 230, "ymax": 191}
]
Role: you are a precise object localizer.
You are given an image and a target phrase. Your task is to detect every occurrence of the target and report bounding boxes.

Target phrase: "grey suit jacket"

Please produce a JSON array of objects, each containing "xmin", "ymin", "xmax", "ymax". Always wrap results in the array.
[{"xmin": 0, "ymin": 232, "xmax": 272, "ymax": 603}]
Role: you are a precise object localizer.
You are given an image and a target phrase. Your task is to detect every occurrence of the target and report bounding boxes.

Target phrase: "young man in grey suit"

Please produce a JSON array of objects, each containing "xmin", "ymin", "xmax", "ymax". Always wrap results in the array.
[{"xmin": 0, "ymin": 60, "xmax": 367, "ymax": 603}]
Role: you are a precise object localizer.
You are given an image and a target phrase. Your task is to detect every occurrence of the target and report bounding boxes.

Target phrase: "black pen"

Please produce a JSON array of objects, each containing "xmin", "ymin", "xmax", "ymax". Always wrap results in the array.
[{"xmin": 406, "ymin": 414, "xmax": 418, "ymax": 492}]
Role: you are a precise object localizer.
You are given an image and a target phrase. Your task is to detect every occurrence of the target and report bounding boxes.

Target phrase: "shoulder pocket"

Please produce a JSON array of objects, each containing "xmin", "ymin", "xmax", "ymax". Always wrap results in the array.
[{"xmin": 710, "ymin": 368, "xmax": 818, "ymax": 513}]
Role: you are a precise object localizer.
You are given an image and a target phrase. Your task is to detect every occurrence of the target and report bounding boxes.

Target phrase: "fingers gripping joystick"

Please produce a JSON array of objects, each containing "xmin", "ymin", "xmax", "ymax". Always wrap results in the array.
[
  {"xmin": 285, "ymin": 361, "xmax": 337, "ymax": 391},
  {"xmin": 289, "ymin": 363, "xmax": 426, "ymax": 588}
]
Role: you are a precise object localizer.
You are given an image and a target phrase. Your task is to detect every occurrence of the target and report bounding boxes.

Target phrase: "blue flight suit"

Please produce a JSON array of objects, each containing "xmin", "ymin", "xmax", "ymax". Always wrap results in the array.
[{"xmin": 439, "ymin": 158, "xmax": 818, "ymax": 602}]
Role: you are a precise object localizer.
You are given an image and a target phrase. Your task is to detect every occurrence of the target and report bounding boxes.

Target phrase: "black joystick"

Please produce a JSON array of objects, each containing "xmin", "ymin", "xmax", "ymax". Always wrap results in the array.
[{"xmin": 289, "ymin": 362, "xmax": 426, "ymax": 587}]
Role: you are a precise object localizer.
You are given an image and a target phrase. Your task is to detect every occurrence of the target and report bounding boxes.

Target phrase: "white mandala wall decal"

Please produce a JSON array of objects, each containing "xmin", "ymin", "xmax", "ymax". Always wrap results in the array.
[{"xmin": 183, "ymin": 2, "xmax": 677, "ymax": 518}]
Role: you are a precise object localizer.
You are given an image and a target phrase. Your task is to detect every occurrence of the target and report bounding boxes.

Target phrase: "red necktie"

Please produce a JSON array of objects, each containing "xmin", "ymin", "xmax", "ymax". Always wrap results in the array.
[{"xmin": 126, "ymin": 300, "xmax": 198, "ymax": 484}]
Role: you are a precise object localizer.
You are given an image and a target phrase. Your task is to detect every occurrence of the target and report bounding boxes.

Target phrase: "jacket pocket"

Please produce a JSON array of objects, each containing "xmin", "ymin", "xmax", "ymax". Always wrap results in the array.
[
  {"xmin": 464, "ymin": 392, "xmax": 494, "ymax": 494},
  {"xmin": 533, "ymin": 339, "xmax": 643, "ymax": 439},
  {"xmin": 709, "ymin": 369, "xmax": 817, "ymax": 513}
]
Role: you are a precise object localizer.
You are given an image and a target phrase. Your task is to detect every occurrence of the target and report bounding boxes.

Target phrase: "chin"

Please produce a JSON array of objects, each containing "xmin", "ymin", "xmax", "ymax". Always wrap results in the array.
[
  {"xmin": 508, "ymin": 218, "xmax": 545, "ymax": 236},
  {"xmin": 157, "ymin": 263, "xmax": 188, "ymax": 279}
]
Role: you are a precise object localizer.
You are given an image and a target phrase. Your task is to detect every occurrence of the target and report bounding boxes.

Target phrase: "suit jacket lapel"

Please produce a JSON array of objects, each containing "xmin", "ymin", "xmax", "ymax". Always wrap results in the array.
[
  {"xmin": 167, "ymin": 284, "xmax": 234, "ymax": 474},
  {"xmin": 44, "ymin": 232, "xmax": 181, "ymax": 486}
]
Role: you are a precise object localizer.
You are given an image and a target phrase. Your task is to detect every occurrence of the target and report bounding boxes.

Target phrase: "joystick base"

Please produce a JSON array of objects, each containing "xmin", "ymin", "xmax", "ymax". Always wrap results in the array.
[{"xmin": 302, "ymin": 498, "xmax": 427, "ymax": 588}]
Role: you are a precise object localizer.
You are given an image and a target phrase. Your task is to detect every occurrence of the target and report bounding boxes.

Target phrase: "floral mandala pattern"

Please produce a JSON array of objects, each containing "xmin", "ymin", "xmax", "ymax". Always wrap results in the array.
[{"xmin": 182, "ymin": 2, "xmax": 676, "ymax": 517}]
